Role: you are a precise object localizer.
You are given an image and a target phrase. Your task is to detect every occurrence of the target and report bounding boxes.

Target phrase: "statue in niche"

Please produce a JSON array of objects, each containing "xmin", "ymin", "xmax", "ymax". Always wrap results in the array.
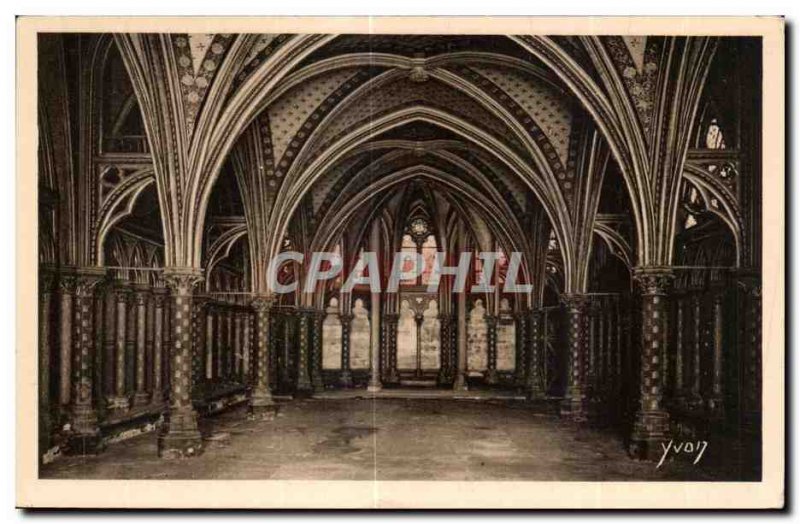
[
  {"xmin": 467, "ymin": 299, "xmax": 488, "ymax": 372},
  {"xmin": 322, "ymin": 297, "xmax": 342, "ymax": 370},
  {"xmin": 349, "ymin": 298, "xmax": 371, "ymax": 369}
]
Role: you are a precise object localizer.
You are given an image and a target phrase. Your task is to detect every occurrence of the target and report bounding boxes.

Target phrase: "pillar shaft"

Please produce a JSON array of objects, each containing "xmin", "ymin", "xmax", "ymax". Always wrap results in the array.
[
  {"xmin": 630, "ymin": 268, "xmax": 673, "ymax": 460},
  {"xmin": 112, "ymin": 285, "xmax": 130, "ymax": 410},
  {"xmin": 484, "ymin": 315, "xmax": 498, "ymax": 384},
  {"xmin": 562, "ymin": 294, "xmax": 589, "ymax": 421},
  {"xmin": 310, "ymin": 310, "xmax": 325, "ymax": 392},
  {"xmin": 708, "ymin": 287, "xmax": 726, "ymax": 416},
  {"xmin": 513, "ymin": 311, "xmax": 528, "ymax": 388},
  {"xmin": 58, "ymin": 274, "xmax": 76, "ymax": 409},
  {"xmin": 151, "ymin": 288, "xmax": 167, "ymax": 404},
  {"xmin": 339, "ymin": 313, "xmax": 354, "ymax": 387},
  {"xmin": 249, "ymin": 296, "xmax": 275, "ymax": 415},
  {"xmin": 296, "ymin": 309, "xmax": 313, "ymax": 395},
  {"xmin": 526, "ymin": 309, "xmax": 546, "ymax": 399},
  {"xmin": 132, "ymin": 285, "xmax": 150, "ymax": 407},
  {"xmin": 157, "ymin": 269, "xmax": 203, "ymax": 459},
  {"xmin": 38, "ymin": 271, "xmax": 55, "ymax": 453},
  {"xmin": 67, "ymin": 269, "xmax": 106, "ymax": 454},
  {"xmin": 435, "ymin": 314, "xmax": 451, "ymax": 385}
]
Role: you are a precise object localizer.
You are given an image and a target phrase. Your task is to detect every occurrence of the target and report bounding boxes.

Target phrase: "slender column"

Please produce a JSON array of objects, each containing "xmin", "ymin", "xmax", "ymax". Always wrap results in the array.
[
  {"xmin": 205, "ymin": 305, "xmax": 215, "ymax": 380},
  {"xmin": 587, "ymin": 301, "xmax": 598, "ymax": 402},
  {"xmin": 526, "ymin": 309, "xmax": 546, "ymax": 399},
  {"xmin": 453, "ymin": 289, "xmax": 468, "ymax": 391},
  {"xmin": 158, "ymin": 269, "xmax": 203, "ymax": 459},
  {"xmin": 414, "ymin": 312, "xmax": 424, "ymax": 379},
  {"xmin": 215, "ymin": 306, "xmax": 225, "ymax": 382},
  {"xmin": 708, "ymin": 286, "xmax": 726, "ymax": 417},
  {"xmin": 384, "ymin": 313, "xmax": 400, "ymax": 384},
  {"xmin": 673, "ymin": 293, "xmax": 687, "ymax": 405},
  {"xmin": 484, "ymin": 315, "xmax": 499, "ymax": 384},
  {"xmin": 339, "ymin": 313, "xmax": 354, "ymax": 387},
  {"xmin": 249, "ymin": 295, "xmax": 275, "ymax": 416},
  {"xmin": 243, "ymin": 311, "xmax": 252, "ymax": 383},
  {"xmin": 740, "ymin": 277, "xmax": 762, "ymax": 429},
  {"xmin": 144, "ymin": 286, "xmax": 156, "ymax": 398},
  {"xmin": 269, "ymin": 312, "xmax": 280, "ymax": 389},
  {"xmin": 102, "ymin": 285, "xmax": 116, "ymax": 399},
  {"xmin": 296, "ymin": 309, "xmax": 313, "ymax": 395},
  {"xmin": 630, "ymin": 268, "xmax": 673, "ymax": 460},
  {"xmin": 110, "ymin": 284, "xmax": 130, "ymax": 411},
  {"xmin": 282, "ymin": 310, "xmax": 296, "ymax": 391},
  {"xmin": 435, "ymin": 313, "xmax": 451, "ymax": 385},
  {"xmin": 151, "ymin": 287, "xmax": 168, "ymax": 404},
  {"xmin": 38, "ymin": 270, "xmax": 56, "ymax": 453},
  {"xmin": 513, "ymin": 311, "xmax": 528, "ymax": 388},
  {"xmin": 132, "ymin": 285, "xmax": 151, "ymax": 407},
  {"xmin": 190, "ymin": 296, "xmax": 208, "ymax": 394},
  {"xmin": 66, "ymin": 268, "xmax": 106, "ymax": 454},
  {"xmin": 226, "ymin": 309, "xmax": 234, "ymax": 380},
  {"xmin": 597, "ymin": 299, "xmax": 607, "ymax": 401},
  {"xmin": 58, "ymin": 273, "xmax": 76, "ymax": 409},
  {"xmin": 562, "ymin": 294, "xmax": 589, "ymax": 421},
  {"xmin": 689, "ymin": 291, "xmax": 703, "ymax": 407},
  {"xmin": 234, "ymin": 310, "xmax": 243, "ymax": 381},
  {"xmin": 310, "ymin": 309, "xmax": 325, "ymax": 392},
  {"xmin": 124, "ymin": 290, "xmax": 137, "ymax": 399}
]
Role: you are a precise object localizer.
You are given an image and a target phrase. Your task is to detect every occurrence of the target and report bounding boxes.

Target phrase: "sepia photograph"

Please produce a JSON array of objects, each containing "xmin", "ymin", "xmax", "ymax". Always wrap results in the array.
[{"xmin": 15, "ymin": 16, "xmax": 785, "ymax": 509}]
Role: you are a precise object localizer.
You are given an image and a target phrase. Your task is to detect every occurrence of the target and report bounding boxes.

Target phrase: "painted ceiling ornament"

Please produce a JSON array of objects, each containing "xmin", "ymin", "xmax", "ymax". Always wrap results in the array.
[
  {"xmin": 604, "ymin": 36, "xmax": 662, "ymax": 138},
  {"xmin": 172, "ymin": 33, "xmax": 234, "ymax": 135}
]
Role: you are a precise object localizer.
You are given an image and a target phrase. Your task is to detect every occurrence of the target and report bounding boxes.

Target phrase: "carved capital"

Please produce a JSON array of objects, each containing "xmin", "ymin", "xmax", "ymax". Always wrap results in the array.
[
  {"xmin": 250, "ymin": 294, "xmax": 273, "ymax": 312},
  {"xmin": 58, "ymin": 273, "xmax": 77, "ymax": 295},
  {"xmin": 633, "ymin": 267, "xmax": 674, "ymax": 296},
  {"xmin": 152, "ymin": 287, "xmax": 169, "ymax": 307},
  {"xmin": 561, "ymin": 293, "xmax": 590, "ymax": 312},
  {"xmin": 162, "ymin": 267, "xmax": 203, "ymax": 296},
  {"xmin": 73, "ymin": 267, "xmax": 107, "ymax": 297}
]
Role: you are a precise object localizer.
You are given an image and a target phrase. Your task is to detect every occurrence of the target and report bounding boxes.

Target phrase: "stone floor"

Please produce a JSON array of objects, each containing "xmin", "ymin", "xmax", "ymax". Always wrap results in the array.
[{"xmin": 40, "ymin": 398, "xmax": 747, "ymax": 481}]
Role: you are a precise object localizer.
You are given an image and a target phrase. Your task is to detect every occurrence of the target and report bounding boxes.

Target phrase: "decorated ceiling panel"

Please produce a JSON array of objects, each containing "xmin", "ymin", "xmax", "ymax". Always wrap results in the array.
[
  {"xmin": 469, "ymin": 64, "xmax": 573, "ymax": 165},
  {"xmin": 267, "ymin": 67, "xmax": 365, "ymax": 164}
]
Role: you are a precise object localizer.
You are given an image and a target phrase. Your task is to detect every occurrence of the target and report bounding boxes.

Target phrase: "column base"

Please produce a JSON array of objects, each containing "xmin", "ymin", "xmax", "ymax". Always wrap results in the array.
[
  {"xmin": 385, "ymin": 370, "xmax": 401, "ymax": 385},
  {"xmin": 66, "ymin": 431, "xmax": 105, "ymax": 455},
  {"xmin": 157, "ymin": 407, "xmax": 203, "ymax": 459},
  {"xmin": 561, "ymin": 395, "xmax": 589, "ymax": 422},
  {"xmin": 339, "ymin": 370, "xmax": 353, "ymax": 388},
  {"xmin": 367, "ymin": 382, "xmax": 383, "ymax": 393},
  {"xmin": 526, "ymin": 386, "xmax": 547, "ymax": 401},
  {"xmin": 629, "ymin": 409, "xmax": 670, "ymax": 461},
  {"xmin": 157, "ymin": 431, "xmax": 204, "ymax": 459},
  {"xmin": 453, "ymin": 374, "xmax": 468, "ymax": 392},
  {"xmin": 248, "ymin": 395, "xmax": 278, "ymax": 420},
  {"xmin": 484, "ymin": 369, "xmax": 498, "ymax": 385},
  {"xmin": 133, "ymin": 391, "xmax": 151, "ymax": 407}
]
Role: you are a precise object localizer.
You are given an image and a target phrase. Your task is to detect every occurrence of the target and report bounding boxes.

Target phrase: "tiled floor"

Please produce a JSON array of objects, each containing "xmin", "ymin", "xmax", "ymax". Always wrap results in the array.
[{"xmin": 40, "ymin": 398, "xmax": 751, "ymax": 480}]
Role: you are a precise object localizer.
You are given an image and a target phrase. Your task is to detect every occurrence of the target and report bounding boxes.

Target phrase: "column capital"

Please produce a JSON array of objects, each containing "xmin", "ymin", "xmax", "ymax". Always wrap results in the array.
[
  {"xmin": 73, "ymin": 267, "xmax": 107, "ymax": 297},
  {"xmin": 633, "ymin": 267, "xmax": 674, "ymax": 295},
  {"xmin": 162, "ymin": 267, "xmax": 204, "ymax": 295},
  {"xmin": 340, "ymin": 312, "xmax": 354, "ymax": 325},
  {"xmin": 561, "ymin": 293, "xmax": 590, "ymax": 310}
]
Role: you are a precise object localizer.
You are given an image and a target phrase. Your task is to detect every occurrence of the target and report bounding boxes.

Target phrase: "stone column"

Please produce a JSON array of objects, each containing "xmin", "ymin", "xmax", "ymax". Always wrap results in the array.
[
  {"xmin": 630, "ymin": 268, "xmax": 673, "ymax": 460},
  {"xmin": 215, "ymin": 306, "xmax": 225, "ymax": 382},
  {"xmin": 58, "ymin": 273, "xmax": 76, "ymax": 410},
  {"xmin": 243, "ymin": 311, "xmax": 252, "ymax": 383},
  {"xmin": 673, "ymin": 293, "xmax": 687, "ymax": 406},
  {"xmin": 526, "ymin": 309, "xmax": 546, "ymax": 399},
  {"xmin": 102, "ymin": 285, "xmax": 116, "ymax": 400},
  {"xmin": 339, "ymin": 313, "xmax": 354, "ymax": 387},
  {"xmin": 226, "ymin": 308, "xmax": 234, "ymax": 380},
  {"xmin": 414, "ymin": 312, "xmax": 424, "ymax": 379},
  {"xmin": 435, "ymin": 313, "xmax": 451, "ymax": 385},
  {"xmin": 124, "ymin": 289, "xmax": 137, "ymax": 400},
  {"xmin": 158, "ymin": 269, "xmax": 204, "ymax": 459},
  {"xmin": 38, "ymin": 270, "xmax": 56, "ymax": 452},
  {"xmin": 310, "ymin": 309, "xmax": 325, "ymax": 392},
  {"xmin": 562, "ymin": 294, "xmax": 589, "ymax": 421},
  {"xmin": 740, "ymin": 277, "xmax": 762, "ymax": 429},
  {"xmin": 296, "ymin": 309, "xmax": 313, "ymax": 396},
  {"xmin": 513, "ymin": 311, "xmax": 528, "ymax": 388},
  {"xmin": 689, "ymin": 291, "xmax": 703, "ymax": 407},
  {"xmin": 66, "ymin": 268, "xmax": 106, "ymax": 454},
  {"xmin": 234, "ymin": 310, "xmax": 243, "ymax": 381},
  {"xmin": 453, "ymin": 288, "xmax": 468, "ymax": 392},
  {"xmin": 249, "ymin": 295, "xmax": 275, "ymax": 417},
  {"xmin": 484, "ymin": 315, "xmax": 499, "ymax": 384},
  {"xmin": 191, "ymin": 296, "xmax": 208, "ymax": 394},
  {"xmin": 708, "ymin": 286, "xmax": 726, "ymax": 417},
  {"xmin": 111, "ymin": 284, "xmax": 130, "ymax": 411},
  {"xmin": 132, "ymin": 284, "xmax": 151, "ymax": 408},
  {"xmin": 151, "ymin": 287, "xmax": 168, "ymax": 405}
]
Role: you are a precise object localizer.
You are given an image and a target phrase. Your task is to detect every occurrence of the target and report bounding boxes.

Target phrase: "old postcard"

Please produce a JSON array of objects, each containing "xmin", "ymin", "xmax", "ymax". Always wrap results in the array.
[{"xmin": 16, "ymin": 16, "xmax": 784, "ymax": 509}]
